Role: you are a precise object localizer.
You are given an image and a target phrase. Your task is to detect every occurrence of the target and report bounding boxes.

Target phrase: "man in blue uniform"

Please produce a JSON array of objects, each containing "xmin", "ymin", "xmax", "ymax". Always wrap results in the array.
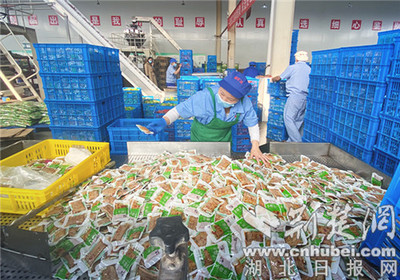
[
  {"xmin": 242, "ymin": 62, "xmax": 259, "ymax": 78},
  {"xmin": 272, "ymin": 51, "xmax": 311, "ymax": 142},
  {"xmin": 147, "ymin": 71, "xmax": 268, "ymax": 164},
  {"xmin": 166, "ymin": 58, "xmax": 181, "ymax": 87}
]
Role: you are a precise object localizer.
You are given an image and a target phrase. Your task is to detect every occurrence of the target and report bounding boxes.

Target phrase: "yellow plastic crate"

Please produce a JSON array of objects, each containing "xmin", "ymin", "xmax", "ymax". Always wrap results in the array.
[{"xmin": 0, "ymin": 139, "xmax": 110, "ymax": 214}]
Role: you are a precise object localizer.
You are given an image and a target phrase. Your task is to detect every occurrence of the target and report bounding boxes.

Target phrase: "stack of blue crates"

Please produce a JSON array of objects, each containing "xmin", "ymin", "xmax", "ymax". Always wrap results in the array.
[
  {"xmin": 361, "ymin": 163, "xmax": 400, "ymax": 273},
  {"xmin": 290, "ymin": 30, "xmax": 299, "ymax": 65},
  {"xmin": 267, "ymin": 80, "xmax": 288, "ymax": 141},
  {"xmin": 35, "ymin": 43, "xmax": 124, "ymax": 142},
  {"xmin": 123, "ymin": 87, "xmax": 142, "ymax": 118},
  {"xmin": 331, "ymin": 44, "xmax": 393, "ymax": 164},
  {"xmin": 373, "ymin": 36, "xmax": 400, "ymax": 176},
  {"xmin": 303, "ymin": 48, "xmax": 339, "ymax": 142},
  {"xmin": 232, "ymin": 77, "xmax": 261, "ymax": 152},
  {"xmin": 180, "ymin": 49, "xmax": 193, "ymax": 76},
  {"xmin": 207, "ymin": 55, "xmax": 217, "ymax": 72},
  {"xmin": 199, "ymin": 76, "xmax": 222, "ymax": 90}
]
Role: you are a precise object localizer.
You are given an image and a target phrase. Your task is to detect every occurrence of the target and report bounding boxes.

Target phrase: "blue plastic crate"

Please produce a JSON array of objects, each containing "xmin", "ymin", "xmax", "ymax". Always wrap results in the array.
[
  {"xmin": 181, "ymin": 69, "xmax": 193, "ymax": 76},
  {"xmin": 247, "ymin": 77, "xmax": 259, "ymax": 94},
  {"xmin": 180, "ymin": 49, "xmax": 193, "ymax": 61},
  {"xmin": 125, "ymin": 105, "xmax": 143, "ymax": 118},
  {"xmin": 304, "ymin": 98, "xmax": 332, "ymax": 127},
  {"xmin": 208, "ymin": 55, "xmax": 217, "ymax": 62},
  {"xmin": 46, "ymin": 95, "xmax": 124, "ymax": 128},
  {"xmin": 267, "ymin": 123, "xmax": 287, "ymax": 141},
  {"xmin": 335, "ymin": 79, "xmax": 386, "ymax": 117},
  {"xmin": 372, "ymin": 148, "xmax": 400, "ymax": 177},
  {"xmin": 175, "ymin": 119, "xmax": 193, "ymax": 139},
  {"xmin": 303, "ymin": 119, "xmax": 330, "ymax": 142},
  {"xmin": 177, "ymin": 76, "xmax": 200, "ymax": 97},
  {"xmin": 41, "ymin": 73, "xmax": 111, "ymax": 102},
  {"xmin": 50, "ymin": 122, "xmax": 110, "ymax": 142},
  {"xmin": 232, "ymin": 122, "xmax": 249, "ymax": 137},
  {"xmin": 330, "ymin": 133, "xmax": 373, "ymax": 163},
  {"xmin": 308, "ymin": 75, "xmax": 336, "ymax": 102},
  {"xmin": 34, "ymin": 43, "xmax": 106, "ymax": 74},
  {"xmin": 338, "ymin": 44, "xmax": 393, "ymax": 82},
  {"xmin": 232, "ymin": 135, "xmax": 251, "ymax": 152},
  {"xmin": 123, "ymin": 87, "xmax": 142, "ymax": 105},
  {"xmin": 200, "ymin": 77, "xmax": 221, "ymax": 90},
  {"xmin": 270, "ymin": 96, "xmax": 287, "ymax": 112},
  {"xmin": 142, "ymin": 96, "xmax": 161, "ymax": 118},
  {"xmin": 330, "ymin": 106, "xmax": 380, "ymax": 150},
  {"xmin": 377, "ymin": 29, "xmax": 400, "ymax": 44},
  {"xmin": 376, "ymin": 114, "xmax": 400, "ymax": 158},
  {"xmin": 311, "ymin": 48, "xmax": 341, "ymax": 76},
  {"xmin": 268, "ymin": 81, "xmax": 287, "ymax": 97},
  {"xmin": 390, "ymin": 59, "xmax": 400, "ymax": 78},
  {"xmin": 103, "ymin": 47, "xmax": 120, "ymax": 73},
  {"xmin": 268, "ymin": 110, "xmax": 284, "ymax": 127},
  {"xmin": 107, "ymin": 118, "xmax": 166, "ymax": 154},
  {"xmin": 395, "ymin": 37, "xmax": 400, "ymax": 59},
  {"xmin": 383, "ymin": 78, "xmax": 400, "ymax": 118},
  {"xmin": 246, "ymin": 92, "xmax": 258, "ymax": 108},
  {"xmin": 193, "ymin": 67, "xmax": 205, "ymax": 73},
  {"xmin": 207, "ymin": 67, "xmax": 217, "ymax": 73}
]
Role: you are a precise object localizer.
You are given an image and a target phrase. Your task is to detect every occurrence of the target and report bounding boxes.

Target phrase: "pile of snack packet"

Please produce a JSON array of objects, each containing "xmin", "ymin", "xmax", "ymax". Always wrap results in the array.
[
  {"xmin": 0, "ymin": 101, "xmax": 50, "ymax": 127},
  {"xmin": 32, "ymin": 151, "xmax": 385, "ymax": 280}
]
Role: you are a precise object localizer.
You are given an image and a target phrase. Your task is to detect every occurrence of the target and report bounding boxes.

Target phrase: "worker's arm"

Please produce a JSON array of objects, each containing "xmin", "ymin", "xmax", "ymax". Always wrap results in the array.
[
  {"xmin": 174, "ymin": 64, "xmax": 181, "ymax": 75},
  {"xmin": 163, "ymin": 108, "xmax": 180, "ymax": 125},
  {"xmin": 248, "ymin": 125, "xmax": 268, "ymax": 165}
]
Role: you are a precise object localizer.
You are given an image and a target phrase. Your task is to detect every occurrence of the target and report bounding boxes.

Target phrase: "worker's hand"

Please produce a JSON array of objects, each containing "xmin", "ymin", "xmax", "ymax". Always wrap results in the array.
[
  {"xmin": 250, "ymin": 145, "xmax": 269, "ymax": 166},
  {"xmin": 147, "ymin": 118, "xmax": 167, "ymax": 134},
  {"xmin": 271, "ymin": 76, "xmax": 281, "ymax": 82}
]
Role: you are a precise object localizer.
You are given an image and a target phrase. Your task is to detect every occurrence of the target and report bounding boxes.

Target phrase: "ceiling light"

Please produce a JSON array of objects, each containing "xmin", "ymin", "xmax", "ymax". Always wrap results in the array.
[{"xmin": 262, "ymin": 3, "xmax": 268, "ymax": 9}]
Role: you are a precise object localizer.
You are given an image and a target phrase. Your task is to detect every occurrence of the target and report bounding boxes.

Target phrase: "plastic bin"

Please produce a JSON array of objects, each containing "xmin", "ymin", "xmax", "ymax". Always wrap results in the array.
[
  {"xmin": 200, "ymin": 77, "xmax": 221, "ymax": 90},
  {"xmin": 372, "ymin": 148, "xmax": 400, "ymax": 177},
  {"xmin": 41, "ymin": 73, "xmax": 110, "ymax": 102},
  {"xmin": 247, "ymin": 77, "xmax": 259, "ymax": 94},
  {"xmin": 0, "ymin": 139, "xmax": 110, "ymax": 214},
  {"xmin": 338, "ymin": 44, "xmax": 393, "ymax": 82},
  {"xmin": 270, "ymin": 96, "xmax": 287, "ymax": 112},
  {"xmin": 308, "ymin": 75, "xmax": 336, "ymax": 102},
  {"xmin": 376, "ymin": 114, "xmax": 400, "ymax": 158},
  {"xmin": 268, "ymin": 80, "xmax": 287, "ymax": 97},
  {"xmin": 303, "ymin": 119, "xmax": 330, "ymax": 142},
  {"xmin": 232, "ymin": 135, "xmax": 251, "ymax": 152},
  {"xmin": 177, "ymin": 76, "xmax": 200, "ymax": 97},
  {"xmin": 123, "ymin": 87, "xmax": 142, "ymax": 105},
  {"xmin": 377, "ymin": 29, "xmax": 400, "ymax": 45},
  {"xmin": 180, "ymin": 49, "xmax": 193, "ymax": 61},
  {"xmin": 330, "ymin": 105, "xmax": 380, "ymax": 150},
  {"xmin": 267, "ymin": 123, "xmax": 287, "ymax": 141},
  {"xmin": 175, "ymin": 119, "xmax": 193, "ymax": 140},
  {"xmin": 142, "ymin": 96, "xmax": 161, "ymax": 118},
  {"xmin": 255, "ymin": 62, "xmax": 266, "ymax": 75},
  {"xmin": 125, "ymin": 105, "xmax": 143, "ymax": 118},
  {"xmin": 304, "ymin": 98, "xmax": 332, "ymax": 127},
  {"xmin": 383, "ymin": 78, "xmax": 400, "ymax": 119},
  {"xmin": 232, "ymin": 122, "xmax": 249, "ymax": 137},
  {"xmin": 34, "ymin": 43, "xmax": 106, "ymax": 74},
  {"xmin": 50, "ymin": 122, "xmax": 111, "ymax": 142},
  {"xmin": 311, "ymin": 48, "xmax": 341, "ymax": 76},
  {"xmin": 107, "ymin": 118, "xmax": 166, "ymax": 154},
  {"xmin": 268, "ymin": 110, "xmax": 285, "ymax": 127},
  {"xmin": 46, "ymin": 95, "xmax": 124, "ymax": 128},
  {"xmin": 335, "ymin": 79, "xmax": 386, "ymax": 117},
  {"xmin": 330, "ymin": 133, "xmax": 373, "ymax": 163},
  {"xmin": 103, "ymin": 46, "xmax": 120, "ymax": 73}
]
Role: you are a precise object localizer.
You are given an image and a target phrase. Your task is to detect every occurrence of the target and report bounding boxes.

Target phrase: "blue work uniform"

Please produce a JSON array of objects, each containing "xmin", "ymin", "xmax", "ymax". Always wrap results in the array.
[
  {"xmin": 175, "ymin": 85, "xmax": 258, "ymax": 127},
  {"xmin": 280, "ymin": 61, "xmax": 311, "ymax": 142},
  {"xmin": 243, "ymin": 66, "xmax": 259, "ymax": 78},
  {"xmin": 166, "ymin": 64, "xmax": 177, "ymax": 86}
]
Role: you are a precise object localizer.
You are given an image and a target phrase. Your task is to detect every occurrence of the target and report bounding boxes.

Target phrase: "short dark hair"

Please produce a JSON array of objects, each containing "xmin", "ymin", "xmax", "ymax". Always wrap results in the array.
[{"xmin": 148, "ymin": 57, "xmax": 153, "ymax": 61}]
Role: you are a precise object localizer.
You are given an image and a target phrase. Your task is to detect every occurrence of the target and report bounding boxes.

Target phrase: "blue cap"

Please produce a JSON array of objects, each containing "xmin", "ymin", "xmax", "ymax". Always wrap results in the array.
[
  {"xmin": 219, "ymin": 71, "xmax": 252, "ymax": 99},
  {"xmin": 249, "ymin": 61, "xmax": 256, "ymax": 66},
  {"xmin": 170, "ymin": 58, "xmax": 177, "ymax": 64}
]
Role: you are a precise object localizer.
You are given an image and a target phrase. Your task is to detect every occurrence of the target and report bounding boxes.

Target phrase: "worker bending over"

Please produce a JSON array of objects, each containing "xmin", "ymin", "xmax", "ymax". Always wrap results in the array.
[
  {"xmin": 148, "ymin": 71, "xmax": 268, "ymax": 165},
  {"xmin": 272, "ymin": 51, "xmax": 311, "ymax": 142},
  {"xmin": 243, "ymin": 61, "xmax": 259, "ymax": 78}
]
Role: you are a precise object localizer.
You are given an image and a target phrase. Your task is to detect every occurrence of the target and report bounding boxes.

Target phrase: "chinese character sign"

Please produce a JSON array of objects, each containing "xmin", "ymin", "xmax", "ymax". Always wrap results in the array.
[
  {"xmin": 28, "ymin": 15, "xmax": 38, "ymax": 26},
  {"xmin": 299, "ymin": 18, "xmax": 309, "ymax": 29},
  {"xmin": 236, "ymin": 18, "xmax": 244, "ymax": 28},
  {"xmin": 90, "ymin": 15, "xmax": 100, "ymax": 26},
  {"xmin": 9, "ymin": 15, "xmax": 18, "ymax": 25},
  {"xmin": 195, "ymin": 17, "xmax": 205, "ymax": 28},
  {"xmin": 372, "ymin": 20, "xmax": 382, "ymax": 31},
  {"xmin": 153, "ymin": 16, "xmax": 163, "ymax": 27},
  {"xmin": 330, "ymin": 19, "xmax": 340, "ymax": 30},
  {"xmin": 174, "ymin": 17, "xmax": 184, "ymax": 27},
  {"xmin": 111, "ymin": 16, "xmax": 121, "ymax": 26},
  {"xmin": 137, "ymin": 21, "xmax": 142, "ymax": 27},
  {"xmin": 48, "ymin": 15, "xmax": 59, "ymax": 26},
  {"xmin": 393, "ymin": 21, "xmax": 400, "ymax": 30},
  {"xmin": 256, "ymin": 18, "xmax": 265, "ymax": 28},
  {"xmin": 351, "ymin": 20, "xmax": 362, "ymax": 30}
]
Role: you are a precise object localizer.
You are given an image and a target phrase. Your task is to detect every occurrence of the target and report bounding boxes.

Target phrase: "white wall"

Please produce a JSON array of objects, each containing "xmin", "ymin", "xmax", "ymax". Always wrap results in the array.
[{"xmin": 2, "ymin": 0, "xmax": 400, "ymax": 67}]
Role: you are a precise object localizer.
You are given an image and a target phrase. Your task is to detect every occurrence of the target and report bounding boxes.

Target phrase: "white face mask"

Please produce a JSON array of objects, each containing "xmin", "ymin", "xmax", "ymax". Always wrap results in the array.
[{"xmin": 217, "ymin": 93, "xmax": 236, "ymax": 108}]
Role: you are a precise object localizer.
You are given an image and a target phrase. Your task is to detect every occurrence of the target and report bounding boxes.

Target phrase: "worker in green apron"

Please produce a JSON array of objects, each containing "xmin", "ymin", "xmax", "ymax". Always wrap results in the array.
[{"xmin": 147, "ymin": 71, "xmax": 268, "ymax": 164}]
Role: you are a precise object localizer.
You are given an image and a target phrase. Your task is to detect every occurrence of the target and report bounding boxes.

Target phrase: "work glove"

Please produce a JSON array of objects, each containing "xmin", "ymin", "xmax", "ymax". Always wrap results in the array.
[{"xmin": 147, "ymin": 118, "xmax": 167, "ymax": 134}]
